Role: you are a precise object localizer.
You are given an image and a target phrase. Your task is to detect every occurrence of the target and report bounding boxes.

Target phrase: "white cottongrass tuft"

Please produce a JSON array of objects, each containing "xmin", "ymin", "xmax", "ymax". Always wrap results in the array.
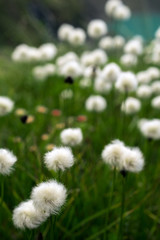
[
  {"xmin": 102, "ymin": 140, "xmax": 144, "ymax": 173},
  {"xmin": 121, "ymin": 147, "xmax": 144, "ymax": 173},
  {"xmin": 44, "ymin": 147, "xmax": 74, "ymax": 171},
  {"xmin": 31, "ymin": 180, "xmax": 67, "ymax": 215},
  {"xmin": 136, "ymin": 85, "xmax": 152, "ymax": 99},
  {"xmin": 68, "ymin": 28, "xmax": 86, "ymax": 46},
  {"xmin": 121, "ymin": 97, "xmax": 141, "ymax": 114},
  {"xmin": 13, "ymin": 200, "xmax": 46, "ymax": 229},
  {"xmin": 101, "ymin": 63, "xmax": 121, "ymax": 83},
  {"xmin": 151, "ymin": 96, "xmax": 160, "ymax": 109},
  {"xmin": 87, "ymin": 19, "xmax": 108, "ymax": 39},
  {"xmin": 151, "ymin": 81, "xmax": 160, "ymax": 95},
  {"xmin": 115, "ymin": 72, "xmax": 137, "ymax": 93},
  {"xmin": 138, "ymin": 119, "xmax": 160, "ymax": 140},
  {"xmin": 0, "ymin": 149, "xmax": 17, "ymax": 175},
  {"xmin": 0, "ymin": 96, "xmax": 14, "ymax": 116},
  {"xmin": 120, "ymin": 54, "xmax": 138, "ymax": 67},
  {"xmin": 102, "ymin": 140, "xmax": 126, "ymax": 169},
  {"xmin": 60, "ymin": 128, "xmax": 83, "ymax": 146},
  {"xmin": 58, "ymin": 24, "xmax": 74, "ymax": 41},
  {"xmin": 85, "ymin": 95, "xmax": 107, "ymax": 112}
]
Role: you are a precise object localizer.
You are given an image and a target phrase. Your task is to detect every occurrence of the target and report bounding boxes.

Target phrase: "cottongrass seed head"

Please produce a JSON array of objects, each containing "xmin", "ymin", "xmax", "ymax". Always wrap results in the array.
[
  {"xmin": 85, "ymin": 95, "xmax": 107, "ymax": 112},
  {"xmin": 13, "ymin": 200, "xmax": 47, "ymax": 229},
  {"xmin": 44, "ymin": 146, "xmax": 74, "ymax": 171},
  {"xmin": 60, "ymin": 128, "xmax": 83, "ymax": 146},
  {"xmin": 102, "ymin": 140, "xmax": 144, "ymax": 173},
  {"xmin": 0, "ymin": 96, "xmax": 14, "ymax": 116},
  {"xmin": 0, "ymin": 149, "xmax": 17, "ymax": 175},
  {"xmin": 101, "ymin": 140, "xmax": 126, "ymax": 169},
  {"xmin": 31, "ymin": 180, "xmax": 67, "ymax": 216}
]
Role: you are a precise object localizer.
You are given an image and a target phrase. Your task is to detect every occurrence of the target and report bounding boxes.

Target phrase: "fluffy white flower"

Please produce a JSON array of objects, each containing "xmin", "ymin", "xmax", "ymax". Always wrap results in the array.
[
  {"xmin": 11, "ymin": 44, "xmax": 40, "ymax": 62},
  {"xmin": 137, "ymin": 71, "xmax": 151, "ymax": 84},
  {"xmin": 138, "ymin": 119, "xmax": 160, "ymax": 140},
  {"xmin": 79, "ymin": 78, "xmax": 92, "ymax": 88},
  {"xmin": 44, "ymin": 147, "xmax": 74, "ymax": 171},
  {"xmin": 121, "ymin": 147, "xmax": 144, "ymax": 172},
  {"xmin": 121, "ymin": 97, "xmax": 141, "ymax": 114},
  {"xmin": 60, "ymin": 89, "xmax": 73, "ymax": 99},
  {"xmin": 105, "ymin": 0, "xmax": 122, "ymax": 16},
  {"xmin": 151, "ymin": 96, "xmax": 160, "ymax": 109},
  {"xmin": 87, "ymin": 20, "xmax": 107, "ymax": 39},
  {"xmin": 85, "ymin": 95, "xmax": 107, "ymax": 112},
  {"xmin": 94, "ymin": 77, "xmax": 112, "ymax": 93},
  {"xmin": 114, "ymin": 35, "xmax": 125, "ymax": 48},
  {"xmin": 115, "ymin": 72, "xmax": 137, "ymax": 92},
  {"xmin": 58, "ymin": 24, "xmax": 74, "ymax": 41},
  {"xmin": 124, "ymin": 40, "xmax": 143, "ymax": 55},
  {"xmin": 0, "ymin": 149, "xmax": 17, "ymax": 175},
  {"xmin": 39, "ymin": 43, "xmax": 57, "ymax": 61},
  {"xmin": 56, "ymin": 52, "xmax": 79, "ymax": 68},
  {"xmin": 99, "ymin": 36, "xmax": 114, "ymax": 50},
  {"xmin": 136, "ymin": 85, "xmax": 152, "ymax": 99},
  {"xmin": 60, "ymin": 128, "xmax": 83, "ymax": 146},
  {"xmin": 32, "ymin": 64, "xmax": 56, "ymax": 81},
  {"xmin": 102, "ymin": 140, "xmax": 144, "ymax": 173},
  {"xmin": 0, "ymin": 96, "xmax": 14, "ymax": 116},
  {"xmin": 31, "ymin": 180, "xmax": 67, "ymax": 215},
  {"xmin": 60, "ymin": 60, "xmax": 82, "ymax": 77},
  {"xmin": 151, "ymin": 81, "xmax": 160, "ymax": 94},
  {"xmin": 101, "ymin": 63, "xmax": 121, "ymax": 83},
  {"xmin": 91, "ymin": 49, "xmax": 108, "ymax": 65},
  {"xmin": 147, "ymin": 67, "xmax": 160, "ymax": 80},
  {"xmin": 102, "ymin": 140, "xmax": 126, "ymax": 168},
  {"xmin": 68, "ymin": 28, "xmax": 86, "ymax": 45},
  {"xmin": 113, "ymin": 5, "xmax": 131, "ymax": 20},
  {"xmin": 120, "ymin": 54, "xmax": 137, "ymax": 67},
  {"xmin": 13, "ymin": 200, "xmax": 46, "ymax": 229}
]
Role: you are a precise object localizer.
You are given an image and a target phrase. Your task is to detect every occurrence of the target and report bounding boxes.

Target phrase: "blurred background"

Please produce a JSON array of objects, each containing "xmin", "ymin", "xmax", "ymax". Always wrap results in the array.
[{"xmin": 0, "ymin": 0, "xmax": 160, "ymax": 46}]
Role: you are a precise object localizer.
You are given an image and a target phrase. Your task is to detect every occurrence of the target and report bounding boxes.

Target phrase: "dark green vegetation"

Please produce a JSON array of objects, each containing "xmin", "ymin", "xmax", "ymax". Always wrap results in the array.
[{"xmin": 0, "ymin": 52, "xmax": 160, "ymax": 240}]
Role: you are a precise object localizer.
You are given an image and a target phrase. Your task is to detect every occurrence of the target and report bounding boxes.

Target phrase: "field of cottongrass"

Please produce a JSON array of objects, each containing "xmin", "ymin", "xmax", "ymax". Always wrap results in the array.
[{"xmin": 1, "ymin": 0, "xmax": 160, "ymax": 239}]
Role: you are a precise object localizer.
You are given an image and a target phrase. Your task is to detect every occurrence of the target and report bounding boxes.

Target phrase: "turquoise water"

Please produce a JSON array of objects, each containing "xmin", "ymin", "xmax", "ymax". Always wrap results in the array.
[{"xmin": 112, "ymin": 13, "xmax": 160, "ymax": 40}]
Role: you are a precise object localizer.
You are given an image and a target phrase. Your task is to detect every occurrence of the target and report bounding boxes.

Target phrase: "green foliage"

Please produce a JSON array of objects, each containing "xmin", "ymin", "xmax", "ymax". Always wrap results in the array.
[{"xmin": 0, "ymin": 51, "xmax": 160, "ymax": 240}]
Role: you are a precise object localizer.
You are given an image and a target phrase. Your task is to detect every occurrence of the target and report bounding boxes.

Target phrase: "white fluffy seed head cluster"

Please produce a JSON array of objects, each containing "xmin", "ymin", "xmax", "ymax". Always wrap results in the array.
[
  {"xmin": 102, "ymin": 140, "xmax": 144, "ymax": 173},
  {"xmin": 85, "ymin": 95, "xmax": 107, "ymax": 112},
  {"xmin": 32, "ymin": 64, "xmax": 56, "ymax": 81},
  {"xmin": 136, "ymin": 85, "xmax": 152, "ymax": 99},
  {"xmin": 13, "ymin": 200, "xmax": 46, "ymax": 230},
  {"xmin": 12, "ymin": 43, "xmax": 57, "ymax": 62},
  {"xmin": 115, "ymin": 72, "xmax": 137, "ymax": 93},
  {"xmin": 0, "ymin": 149, "xmax": 17, "ymax": 175},
  {"xmin": 0, "ymin": 96, "xmax": 14, "ymax": 116},
  {"xmin": 138, "ymin": 119, "xmax": 160, "ymax": 140},
  {"xmin": 44, "ymin": 147, "xmax": 74, "ymax": 171},
  {"xmin": 13, "ymin": 180, "xmax": 67, "ymax": 229},
  {"xmin": 151, "ymin": 96, "xmax": 160, "ymax": 109},
  {"xmin": 124, "ymin": 39, "xmax": 143, "ymax": 56},
  {"xmin": 99, "ymin": 35, "xmax": 125, "ymax": 50},
  {"xmin": 121, "ymin": 97, "xmax": 141, "ymax": 114},
  {"xmin": 31, "ymin": 180, "xmax": 67, "ymax": 215},
  {"xmin": 101, "ymin": 63, "xmax": 121, "ymax": 83},
  {"xmin": 81, "ymin": 49, "xmax": 108, "ymax": 67},
  {"xmin": 58, "ymin": 24, "xmax": 86, "ymax": 45},
  {"xmin": 120, "ymin": 54, "xmax": 138, "ymax": 67},
  {"xmin": 60, "ymin": 60, "xmax": 82, "ymax": 78},
  {"xmin": 60, "ymin": 128, "xmax": 83, "ymax": 146},
  {"xmin": 87, "ymin": 19, "xmax": 108, "ymax": 39},
  {"xmin": 105, "ymin": 0, "xmax": 131, "ymax": 20}
]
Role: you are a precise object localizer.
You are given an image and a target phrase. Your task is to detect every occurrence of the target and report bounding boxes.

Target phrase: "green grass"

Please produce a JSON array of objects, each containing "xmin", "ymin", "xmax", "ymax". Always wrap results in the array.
[{"xmin": 0, "ymin": 51, "xmax": 160, "ymax": 240}]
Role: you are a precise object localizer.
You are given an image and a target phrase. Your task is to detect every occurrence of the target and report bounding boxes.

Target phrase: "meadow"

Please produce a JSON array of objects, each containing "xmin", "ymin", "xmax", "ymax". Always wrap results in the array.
[{"xmin": 1, "ymin": 1, "xmax": 160, "ymax": 240}]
